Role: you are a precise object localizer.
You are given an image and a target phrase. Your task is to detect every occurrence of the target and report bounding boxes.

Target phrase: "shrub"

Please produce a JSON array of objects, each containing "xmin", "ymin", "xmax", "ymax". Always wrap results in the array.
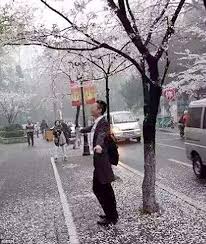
[
  {"xmin": 0, "ymin": 130, "xmax": 24, "ymax": 138},
  {"xmin": 3, "ymin": 124, "xmax": 23, "ymax": 131}
]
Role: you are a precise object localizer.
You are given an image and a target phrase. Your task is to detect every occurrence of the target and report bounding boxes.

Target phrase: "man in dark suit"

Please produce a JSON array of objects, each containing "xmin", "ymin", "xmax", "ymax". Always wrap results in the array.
[{"xmin": 81, "ymin": 100, "xmax": 118, "ymax": 226}]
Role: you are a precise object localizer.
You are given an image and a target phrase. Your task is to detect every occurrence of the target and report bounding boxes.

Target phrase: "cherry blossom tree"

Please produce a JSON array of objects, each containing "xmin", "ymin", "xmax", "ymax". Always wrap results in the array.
[
  {"xmin": 168, "ymin": 51, "xmax": 206, "ymax": 99},
  {"xmin": 3, "ymin": 0, "xmax": 187, "ymax": 213},
  {"xmin": 0, "ymin": 91, "xmax": 32, "ymax": 124}
]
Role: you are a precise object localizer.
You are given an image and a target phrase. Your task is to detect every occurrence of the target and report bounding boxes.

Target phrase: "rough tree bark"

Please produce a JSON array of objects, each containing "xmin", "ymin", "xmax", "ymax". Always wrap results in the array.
[
  {"xmin": 105, "ymin": 75, "xmax": 111, "ymax": 125},
  {"xmin": 141, "ymin": 58, "xmax": 162, "ymax": 213},
  {"xmin": 203, "ymin": 0, "xmax": 206, "ymax": 9}
]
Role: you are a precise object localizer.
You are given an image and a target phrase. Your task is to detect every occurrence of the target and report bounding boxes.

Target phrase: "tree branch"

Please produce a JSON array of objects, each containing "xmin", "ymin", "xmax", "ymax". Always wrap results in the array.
[
  {"xmin": 5, "ymin": 42, "xmax": 101, "ymax": 52},
  {"xmin": 161, "ymin": 51, "xmax": 170, "ymax": 85},
  {"xmin": 155, "ymin": 0, "xmax": 186, "ymax": 60},
  {"xmin": 107, "ymin": 0, "xmax": 152, "ymax": 59},
  {"xmin": 203, "ymin": 0, "xmax": 206, "ymax": 9},
  {"xmin": 118, "ymin": 0, "xmax": 127, "ymax": 16},
  {"xmin": 145, "ymin": 0, "xmax": 170, "ymax": 46},
  {"xmin": 125, "ymin": 0, "xmax": 139, "ymax": 34}
]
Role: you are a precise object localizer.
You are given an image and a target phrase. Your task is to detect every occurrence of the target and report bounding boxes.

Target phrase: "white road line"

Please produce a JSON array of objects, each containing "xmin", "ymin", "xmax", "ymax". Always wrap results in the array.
[
  {"xmin": 158, "ymin": 132, "xmax": 180, "ymax": 136},
  {"xmin": 118, "ymin": 161, "xmax": 206, "ymax": 212},
  {"xmin": 157, "ymin": 143, "xmax": 185, "ymax": 151},
  {"xmin": 168, "ymin": 158, "xmax": 192, "ymax": 168},
  {"xmin": 158, "ymin": 138, "xmax": 180, "ymax": 141},
  {"xmin": 50, "ymin": 157, "xmax": 79, "ymax": 244}
]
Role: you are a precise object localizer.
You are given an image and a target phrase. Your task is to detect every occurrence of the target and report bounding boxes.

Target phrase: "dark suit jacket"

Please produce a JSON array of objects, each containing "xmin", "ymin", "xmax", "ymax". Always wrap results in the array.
[{"xmin": 81, "ymin": 117, "xmax": 114, "ymax": 184}]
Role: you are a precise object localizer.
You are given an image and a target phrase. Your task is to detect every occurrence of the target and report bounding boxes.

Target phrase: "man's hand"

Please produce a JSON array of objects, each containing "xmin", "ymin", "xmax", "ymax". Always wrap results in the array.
[{"xmin": 94, "ymin": 145, "xmax": 103, "ymax": 154}]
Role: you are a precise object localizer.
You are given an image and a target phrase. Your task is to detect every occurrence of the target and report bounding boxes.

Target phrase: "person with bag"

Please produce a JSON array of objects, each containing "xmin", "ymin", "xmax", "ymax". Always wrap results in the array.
[
  {"xmin": 26, "ymin": 120, "xmax": 35, "ymax": 146},
  {"xmin": 53, "ymin": 120, "xmax": 67, "ymax": 162},
  {"xmin": 60, "ymin": 120, "xmax": 72, "ymax": 145},
  {"xmin": 80, "ymin": 100, "xmax": 119, "ymax": 227}
]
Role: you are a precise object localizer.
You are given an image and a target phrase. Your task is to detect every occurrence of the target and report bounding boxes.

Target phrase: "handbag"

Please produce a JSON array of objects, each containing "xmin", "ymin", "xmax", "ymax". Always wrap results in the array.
[{"xmin": 59, "ymin": 131, "xmax": 66, "ymax": 146}]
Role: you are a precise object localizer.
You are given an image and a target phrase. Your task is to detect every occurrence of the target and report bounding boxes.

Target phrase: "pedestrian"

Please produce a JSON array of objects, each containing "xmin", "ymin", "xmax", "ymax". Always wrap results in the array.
[
  {"xmin": 40, "ymin": 120, "xmax": 48, "ymax": 139},
  {"xmin": 26, "ymin": 120, "xmax": 34, "ymax": 146},
  {"xmin": 53, "ymin": 120, "xmax": 67, "ymax": 162},
  {"xmin": 81, "ymin": 100, "xmax": 118, "ymax": 227},
  {"xmin": 73, "ymin": 125, "xmax": 81, "ymax": 149},
  {"xmin": 178, "ymin": 110, "xmax": 190, "ymax": 138},
  {"xmin": 34, "ymin": 122, "xmax": 40, "ymax": 138},
  {"xmin": 60, "ymin": 120, "xmax": 71, "ymax": 145}
]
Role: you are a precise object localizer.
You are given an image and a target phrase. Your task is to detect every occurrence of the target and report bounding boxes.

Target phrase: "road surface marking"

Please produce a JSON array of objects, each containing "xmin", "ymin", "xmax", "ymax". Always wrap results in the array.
[
  {"xmin": 118, "ymin": 161, "xmax": 206, "ymax": 213},
  {"xmin": 50, "ymin": 157, "xmax": 79, "ymax": 244},
  {"xmin": 158, "ymin": 132, "xmax": 179, "ymax": 136},
  {"xmin": 157, "ymin": 143, "xmax": 185, "ymax": 150},
  {"xmin": 185, "ymin": 142, "xmax": 206, "ymax": 149},
  {"xmin": 158, "ymin": 138, "xmax": 180, "ymax": 141},
  {"xmin": 168, "ymin": 158, "xmax": 192, "ymax": 168}
]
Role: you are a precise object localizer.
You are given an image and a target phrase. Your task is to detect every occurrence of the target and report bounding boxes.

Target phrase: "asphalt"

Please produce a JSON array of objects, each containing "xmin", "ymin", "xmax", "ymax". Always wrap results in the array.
[{"xmin": 118, "ymin": 131, "xmax": 206, "ymax": 204}]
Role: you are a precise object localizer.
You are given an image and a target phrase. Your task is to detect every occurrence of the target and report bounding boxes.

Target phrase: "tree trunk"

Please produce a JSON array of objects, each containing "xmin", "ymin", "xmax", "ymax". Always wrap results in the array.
[
  {"xmin": 105, "ymin": 75, "xmax": 110, "ymax": 125},
  {"xmin": 142, "ymin": 59, "xmax": 162, "ymax": 213}
]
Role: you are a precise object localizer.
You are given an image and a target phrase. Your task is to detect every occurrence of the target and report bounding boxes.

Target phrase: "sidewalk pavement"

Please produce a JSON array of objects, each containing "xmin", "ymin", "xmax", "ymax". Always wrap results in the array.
[{"xmin": 57, "ymin": 150, "xmax": 206, "ymax": 244}]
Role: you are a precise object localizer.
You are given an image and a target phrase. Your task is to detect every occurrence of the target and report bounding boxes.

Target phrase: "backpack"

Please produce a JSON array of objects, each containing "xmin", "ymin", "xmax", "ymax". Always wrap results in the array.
[{"xmin": 106, "ymin": 133, "xmax": 119, "ymax": 166}]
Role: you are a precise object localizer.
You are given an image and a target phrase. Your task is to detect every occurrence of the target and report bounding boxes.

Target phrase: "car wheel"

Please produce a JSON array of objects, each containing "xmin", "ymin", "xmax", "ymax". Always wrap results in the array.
[
  {"xmin": 192, "ymin": 155, "xmax": 205, "ymax": 179},
  {"xmin": 136, "ymin": 137, "xmax": 141, "ymax": 143}
]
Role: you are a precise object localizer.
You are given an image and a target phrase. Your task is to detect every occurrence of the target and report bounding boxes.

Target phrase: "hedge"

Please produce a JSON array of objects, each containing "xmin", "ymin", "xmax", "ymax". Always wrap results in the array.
[{"xmin": 0, "ymin": 130, "xmax": 24, "ymax": 138}]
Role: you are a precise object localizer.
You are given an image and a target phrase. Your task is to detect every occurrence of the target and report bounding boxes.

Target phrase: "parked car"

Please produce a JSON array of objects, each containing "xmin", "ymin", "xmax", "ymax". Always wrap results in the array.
[
  {"xmin": 109, "ymin": 111, "xmax": 141, "ymax": 142},
  {"xmin": 185, "ymin": 98, "xmax": 206, "ymax": 178}
]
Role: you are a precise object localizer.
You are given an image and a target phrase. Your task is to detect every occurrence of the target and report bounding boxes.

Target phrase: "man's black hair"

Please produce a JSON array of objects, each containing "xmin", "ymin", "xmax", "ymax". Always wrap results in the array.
[{"xmin": 96, "ymin": 100, "xmax": 107, "ymax": 115}]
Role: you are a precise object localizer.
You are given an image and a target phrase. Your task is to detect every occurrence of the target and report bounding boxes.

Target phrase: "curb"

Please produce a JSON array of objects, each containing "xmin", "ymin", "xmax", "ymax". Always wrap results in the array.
[{"xmin": 118, "ymin": 161, "xmax": 206, "ymax": 213}]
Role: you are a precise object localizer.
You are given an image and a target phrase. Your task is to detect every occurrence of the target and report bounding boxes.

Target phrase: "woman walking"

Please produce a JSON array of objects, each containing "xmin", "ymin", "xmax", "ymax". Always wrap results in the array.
[{"xmin": 53, "ymin": 120, "xmax": 67, "ymax": 162}]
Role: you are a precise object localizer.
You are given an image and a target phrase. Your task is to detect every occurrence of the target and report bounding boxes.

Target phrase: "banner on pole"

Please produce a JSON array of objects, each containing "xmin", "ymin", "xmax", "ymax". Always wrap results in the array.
[
  {"xmin": 70, "ymin": 80, "xmax": 96, "ymax": 107},
  {"xmin": 84, "ymin": 81, "xmax": 96, "ymax": 105},
  {"xmin": 70, "ymin": 81, "xmax": 81, "ymax": 107}
]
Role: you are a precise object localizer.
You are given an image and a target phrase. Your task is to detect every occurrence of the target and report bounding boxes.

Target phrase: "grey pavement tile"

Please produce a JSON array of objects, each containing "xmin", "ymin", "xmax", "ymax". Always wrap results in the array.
[{"xmin": 58, "ymin": 155, "xmax": 206, "ymax": 244}]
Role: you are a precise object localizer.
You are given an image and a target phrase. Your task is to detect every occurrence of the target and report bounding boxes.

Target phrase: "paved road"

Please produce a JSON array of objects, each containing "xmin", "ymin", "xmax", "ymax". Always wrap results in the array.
[
  {"xmin": 0, "ymin": 139, "xmax": 68, "ymax": 244},
  {"xmin": 119, "ymin": 130, "xmax": 206, "ymax": 204}
]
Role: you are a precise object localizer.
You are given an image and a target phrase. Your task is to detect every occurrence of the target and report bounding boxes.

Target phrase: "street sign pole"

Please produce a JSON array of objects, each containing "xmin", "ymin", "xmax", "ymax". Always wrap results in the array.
[{"xmin": 80, "ymin": 80, "xmax": 90, "ymax": 156}]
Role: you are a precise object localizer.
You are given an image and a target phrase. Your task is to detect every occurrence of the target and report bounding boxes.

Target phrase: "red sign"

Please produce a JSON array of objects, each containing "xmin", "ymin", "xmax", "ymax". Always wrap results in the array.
[
  {"xmin": 163, "ymin": 88, "xmax": 176, "ymax": 101},
  {"xmin": 70, "ymin": 81, "xmax": 81, "ymax": 107},
  {"xmin": 70, "ymin": 80, "xmax": 96, "ymax": 107},
  {"xmin": 84, "ymin": 81, "xmax": 96, "ymax": 105}
]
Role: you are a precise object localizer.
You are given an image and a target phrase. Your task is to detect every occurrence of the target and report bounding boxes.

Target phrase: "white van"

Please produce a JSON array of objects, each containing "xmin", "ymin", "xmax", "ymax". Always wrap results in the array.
[
  {"xmin": 110, "ymin": 111, "xmax": 141, "ymax": 142},
  {"xmin": 185, "ymin": 98, "xmax": 206, "ymax": 178}
]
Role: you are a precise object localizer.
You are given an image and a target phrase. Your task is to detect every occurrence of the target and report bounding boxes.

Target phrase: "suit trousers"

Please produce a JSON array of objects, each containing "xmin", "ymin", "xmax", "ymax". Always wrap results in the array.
[
  {"xmin": 27, "ymin": 132, "xmax": 34, "ymax": 146},
  {"xmin": 93, "ymin": 177, "xmax": 118, "ymax": 221}
]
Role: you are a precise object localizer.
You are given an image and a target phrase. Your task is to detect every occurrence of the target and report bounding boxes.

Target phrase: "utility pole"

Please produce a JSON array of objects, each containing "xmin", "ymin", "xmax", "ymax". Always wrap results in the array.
[{"xmin": 80, "ymin": 79, "xmax": 90, "ymax": 156}]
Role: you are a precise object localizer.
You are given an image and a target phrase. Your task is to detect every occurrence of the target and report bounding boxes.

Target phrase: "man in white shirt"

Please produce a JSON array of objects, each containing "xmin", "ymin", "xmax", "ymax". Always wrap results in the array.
[{"xmin": 81, "ymin": 100, "xmax": 118, "ymax": 226}]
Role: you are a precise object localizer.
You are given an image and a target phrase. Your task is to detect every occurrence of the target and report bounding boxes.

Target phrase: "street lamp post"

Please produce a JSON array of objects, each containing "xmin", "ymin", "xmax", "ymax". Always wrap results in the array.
[{"xmin": 80, "ymin": 79, "xmax": 90, "ymax": 156}]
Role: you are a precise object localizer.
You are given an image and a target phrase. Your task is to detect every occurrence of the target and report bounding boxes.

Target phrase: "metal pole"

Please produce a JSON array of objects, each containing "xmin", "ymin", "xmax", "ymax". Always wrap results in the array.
[{"xmin": 80, "ymin": 80, "xmax": 90, "ymax": 156}]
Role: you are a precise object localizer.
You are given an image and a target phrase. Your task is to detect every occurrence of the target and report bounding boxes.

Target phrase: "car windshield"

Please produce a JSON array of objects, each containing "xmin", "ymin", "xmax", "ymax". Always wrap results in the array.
[{"xmin": 113, "ymin": 113, "xmax": 136, "ymax": 124}]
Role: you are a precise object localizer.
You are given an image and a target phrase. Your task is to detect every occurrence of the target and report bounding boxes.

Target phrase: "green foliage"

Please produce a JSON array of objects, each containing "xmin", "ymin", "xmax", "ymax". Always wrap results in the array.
[
  {"xmin": 120, "ymin": 75, "xmax": 144, "ymax": 112},
  {"xmin": 0, "ymin": 124, "xmax": 24, "ymax": 138},
  {"xmin": 1, "ymin": 124, "xmax": 23, "ymax": 131},
  {"xmin": 0, "ymin": 130, "xmax": 24, "ymax": 138}
]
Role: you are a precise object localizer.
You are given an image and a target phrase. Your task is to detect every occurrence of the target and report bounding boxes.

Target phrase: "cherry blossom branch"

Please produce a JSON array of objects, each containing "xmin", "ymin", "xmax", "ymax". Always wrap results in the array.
[
  {"xmin": 155, "ymin": 0, "xmax": 186, "ymax": 60},
  {"xmin": 145, "ymin": 0, "xmax": 170, "ymax": 46}
]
